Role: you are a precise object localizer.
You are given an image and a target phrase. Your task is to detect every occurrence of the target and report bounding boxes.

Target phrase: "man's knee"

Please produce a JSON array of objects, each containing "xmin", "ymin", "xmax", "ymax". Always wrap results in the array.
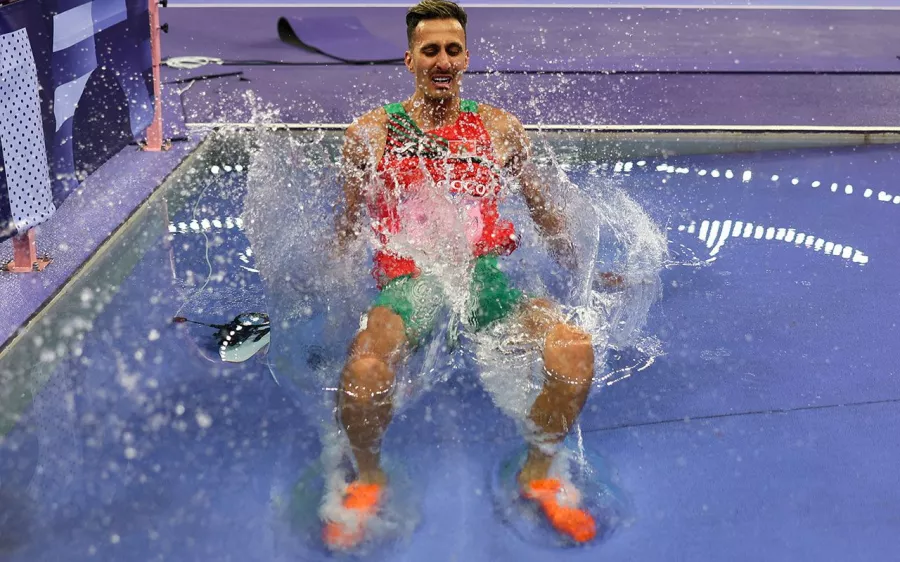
[
  {"xmin": 351, "ymin": 306, "xmax": 407, "ymax": 361},
  {"xmin": 341, "ymin": 306, "xmax": 406, "ymax": 402},
  {"xmin": 342, "ymin": 356, "xmax": 395, "ymax": 402},
  {"xmin": 520, "ymin": 298, "xmax": 563, "ymax": 339},
  {"xmin": 366, "ymin": 306, "xmax": 405, "ymax": 336},
  {"xmin": 542, "ymin": 323, "xmax": 594, "ymax": 387}
]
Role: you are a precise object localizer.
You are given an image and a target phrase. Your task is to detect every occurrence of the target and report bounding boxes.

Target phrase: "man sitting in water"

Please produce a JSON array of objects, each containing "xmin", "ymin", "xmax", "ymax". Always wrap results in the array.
[{"xmin": 330, "ymin": 0, "xmax": 598, "ymax": 549}]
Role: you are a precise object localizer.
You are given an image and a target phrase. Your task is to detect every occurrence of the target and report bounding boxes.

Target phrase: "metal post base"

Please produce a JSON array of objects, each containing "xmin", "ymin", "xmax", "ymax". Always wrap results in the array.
[{"xmin": 3, "ymin": 230, "xmax": 51, "ymax": 273}]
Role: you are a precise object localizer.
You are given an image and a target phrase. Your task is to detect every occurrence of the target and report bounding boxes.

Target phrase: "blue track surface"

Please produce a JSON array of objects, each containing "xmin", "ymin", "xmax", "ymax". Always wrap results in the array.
[{"xmin": 1, "ymin": 142, "xmax": 899, "ymax": 561}]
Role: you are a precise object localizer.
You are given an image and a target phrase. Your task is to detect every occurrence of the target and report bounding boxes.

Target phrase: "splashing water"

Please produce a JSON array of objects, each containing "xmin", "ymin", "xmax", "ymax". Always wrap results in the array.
[
  {"xmin": 468, "ymin": 134, "xmax": 668, "ymax": 433},
  {"xmin": 240, "ymin": 105, "xmax": 668, "ymax": 549},
  {"xmin": 489, "ymin": 437, "xmax": 635, "ymax": 548}
]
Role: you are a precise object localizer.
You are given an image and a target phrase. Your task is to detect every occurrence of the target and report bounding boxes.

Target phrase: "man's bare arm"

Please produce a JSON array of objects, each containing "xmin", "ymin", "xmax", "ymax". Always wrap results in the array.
[
  {"xmin": 489, "ymin": 112, "xmax": 566, "ymax": 238},
  {"xmin": 519, "ymin": 163, "xmax": 567, "ymax": 240},
  {"xmin": 497, "ymin": 114, "xmax": 577, "ymax": 269},
  {"xmin": 503, "ymin": 113, "xmax": 625, "ymax": 288},
  {"xmin": 336, "ymin": 116, "xmax": 381, "ymax": 249}
]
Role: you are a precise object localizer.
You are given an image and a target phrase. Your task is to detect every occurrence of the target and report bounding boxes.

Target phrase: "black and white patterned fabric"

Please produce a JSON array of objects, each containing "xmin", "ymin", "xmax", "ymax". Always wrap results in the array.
[
  {"xmin": 0, "ymin": 28, "xmax": 54, "ymax": 239},
  {"xmin": 0, "ymin": 0, "xmax": 153, "ymax": 242}
]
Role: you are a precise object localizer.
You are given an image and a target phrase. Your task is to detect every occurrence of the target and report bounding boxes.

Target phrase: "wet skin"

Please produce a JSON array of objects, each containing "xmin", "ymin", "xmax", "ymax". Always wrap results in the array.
[{"xmin": 336, "ymin": 17, "xmax": 596, "ymax": 497}]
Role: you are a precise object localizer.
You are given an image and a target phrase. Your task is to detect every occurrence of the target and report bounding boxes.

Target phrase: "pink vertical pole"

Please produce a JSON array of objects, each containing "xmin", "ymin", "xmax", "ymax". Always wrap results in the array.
[{"xmin": 144, "ymin": 0, "xmax": 167, "ymax": 151}]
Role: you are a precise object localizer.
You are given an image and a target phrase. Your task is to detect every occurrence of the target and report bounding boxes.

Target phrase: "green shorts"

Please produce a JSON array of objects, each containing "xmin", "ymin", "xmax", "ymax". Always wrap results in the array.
[{"xmin": 372, "ymin": 255, "xmax": 524, "ymax": 345}]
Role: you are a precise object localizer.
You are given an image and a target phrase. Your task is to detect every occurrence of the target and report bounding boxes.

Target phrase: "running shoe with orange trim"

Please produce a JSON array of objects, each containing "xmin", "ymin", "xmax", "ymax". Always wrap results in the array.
[
  {"xmin": 322, "ymin": 482, "xmax": 383, "ymax": 550},
  {"xmin": 521, "ymin": 478, "xmax": 597, "ymax": 544}
]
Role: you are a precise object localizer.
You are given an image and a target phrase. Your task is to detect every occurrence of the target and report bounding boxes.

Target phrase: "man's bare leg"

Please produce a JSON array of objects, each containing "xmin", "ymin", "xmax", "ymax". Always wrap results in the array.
[
  {"xmin": 338, "ymin": 306, "xmax": 408, "ymax": 483},
  {"xmin": 325, "ymin": 306, "xmax": 408, "ymax": 549},
  {"xmin": 518, "ymin": 321, "xmax": 594, "ymax": 486},
  {"xmin": 509, "ymin": 299, "xmax": 597, "ymax": 543}
]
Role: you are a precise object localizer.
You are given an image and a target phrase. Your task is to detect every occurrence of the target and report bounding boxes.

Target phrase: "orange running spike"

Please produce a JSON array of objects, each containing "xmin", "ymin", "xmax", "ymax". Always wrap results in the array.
[
  {"xmin": 522, "ymin": 478, "xmax": 597, "ymax": 543},
  {"xmin": 323, "ymin": 482, "xmax": 383, "ymax": 550}
]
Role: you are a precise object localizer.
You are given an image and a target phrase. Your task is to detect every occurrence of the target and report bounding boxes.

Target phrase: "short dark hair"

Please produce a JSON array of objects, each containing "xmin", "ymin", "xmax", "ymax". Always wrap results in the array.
[{"xmin": 406, "ymin": 0, "xmax": 467, "ymax": 47}]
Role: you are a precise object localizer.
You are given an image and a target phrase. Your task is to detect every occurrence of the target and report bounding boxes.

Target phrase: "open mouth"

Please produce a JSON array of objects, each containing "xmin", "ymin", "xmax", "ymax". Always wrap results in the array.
[{"xmin": 431, "ymin": 75, "xmax": 453, "ymax": 88}]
